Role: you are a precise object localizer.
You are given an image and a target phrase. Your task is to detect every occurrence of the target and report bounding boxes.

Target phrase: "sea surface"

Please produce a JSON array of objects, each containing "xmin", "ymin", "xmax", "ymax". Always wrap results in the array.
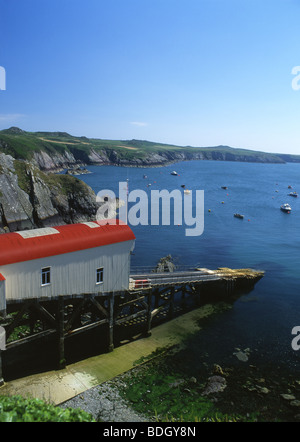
[{"xmin": 78, "ymin": 160, "xmax": 300, "ymax": 375}]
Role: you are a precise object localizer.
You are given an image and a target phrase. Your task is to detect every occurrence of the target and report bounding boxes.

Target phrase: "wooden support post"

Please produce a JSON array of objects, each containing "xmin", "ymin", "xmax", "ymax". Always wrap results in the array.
[
  {"xmin": 57, "ymin": 296, "xmax": 66, "ymax": 370},
  {"xmin": 145, "ymin": 289, "xmax": 152, "ymax": 337},
  {"xmin": 154, "ymin": 289, "xmax": 160, "ymax": 308},
  {"xmin": 181, "ymin": 285, "xmax": 186, "ymax": 308},
  {"xmin": 29, "ymin": 305, "xmax": 35, "ymax": 335},
  {"xmin": 0, "ymin": 350, "xmax": 4, "ymax": 386},
  {"xmin": 169, "ymin": 287, "xmax": 175, "ymax": 319},
  {"xmin": 108, "ymin": 293, "xmax": 114, "ymax": 352}
]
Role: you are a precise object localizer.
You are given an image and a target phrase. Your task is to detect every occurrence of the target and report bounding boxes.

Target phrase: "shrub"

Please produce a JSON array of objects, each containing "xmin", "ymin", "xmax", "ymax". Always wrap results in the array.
[{"xmin": 0, "ymin": 395, "xmax": 95, "ymax": 422}]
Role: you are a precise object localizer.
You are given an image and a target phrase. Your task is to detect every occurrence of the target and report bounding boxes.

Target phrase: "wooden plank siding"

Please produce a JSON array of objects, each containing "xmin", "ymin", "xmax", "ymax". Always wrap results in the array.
[{"xmin": 0, "ymin": 240, "xmax": 135, "ymax": 302}]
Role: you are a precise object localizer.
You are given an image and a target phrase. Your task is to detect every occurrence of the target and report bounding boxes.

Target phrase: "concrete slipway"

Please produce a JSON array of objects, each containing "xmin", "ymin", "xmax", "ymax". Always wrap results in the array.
[{"xmin": 0, "ymin": 304, "xmax": 218, "ymax": 405}]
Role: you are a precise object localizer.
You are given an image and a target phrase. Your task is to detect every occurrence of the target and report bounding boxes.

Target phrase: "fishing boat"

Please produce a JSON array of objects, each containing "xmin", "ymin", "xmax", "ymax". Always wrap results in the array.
[
  {"xmin": 280, "ymin": 204, "xmax": 292, "ymax": 213},
  {"xmin": 234, "ymin": 213, "xmax": 244, "ymax": 219},
  {"xmin": 289, "ymin": 192, "xmax": 298, "ymax": 197}
]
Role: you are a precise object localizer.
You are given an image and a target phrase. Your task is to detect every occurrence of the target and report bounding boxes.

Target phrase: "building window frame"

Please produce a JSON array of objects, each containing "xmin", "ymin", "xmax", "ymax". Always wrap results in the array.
[
  {"xmin": 41, "ymin": 267, "xmax": 51, "ymax": 286},
  {"xmin": 96, "ymin": 267, "xmax": 104, "ymax": 285}
]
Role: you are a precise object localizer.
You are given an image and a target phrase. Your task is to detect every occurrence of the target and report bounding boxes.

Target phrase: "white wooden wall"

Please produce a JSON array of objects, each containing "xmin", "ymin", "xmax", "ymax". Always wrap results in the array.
[
  {"xmin": 0, "ymin": 239, "xmax": 135, "ymax": 302},
  {"xmin": 0, "ymin": 280, "xmax": 5, "ymax": 314}
]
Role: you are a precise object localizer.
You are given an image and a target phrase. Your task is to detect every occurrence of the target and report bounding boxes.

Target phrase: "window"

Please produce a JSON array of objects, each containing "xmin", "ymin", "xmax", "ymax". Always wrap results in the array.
[
  {"xmin": 96, "ymin": 267, "xmax": 104, "ymax": 284},
  {"xmin": 41, "ymin": 267, "xmax": 51, "ymax": 286}
]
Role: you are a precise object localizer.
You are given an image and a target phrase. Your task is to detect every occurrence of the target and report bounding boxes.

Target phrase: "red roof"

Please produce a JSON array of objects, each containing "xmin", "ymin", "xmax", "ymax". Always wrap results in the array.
[
  {"xmin": 0, "ymin": 220, "xmax": 135, "ymax": 266},
  {"xmin": 0, "ymin": 273, "xmax": 5, "ymax": 281}
]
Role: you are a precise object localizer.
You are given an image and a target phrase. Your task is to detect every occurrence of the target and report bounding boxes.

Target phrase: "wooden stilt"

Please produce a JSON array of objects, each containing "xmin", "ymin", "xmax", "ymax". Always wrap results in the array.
[
  {"xmin": 108, "ymin": 293, "xmax": 114, "ymax": 352},
  {"xmin": 29, "ymin": 305, "xmax": 35, "ymax": 335},
  {"xmin": 145, "ymin": 289, "xmax": 152, "ymax": 337},
  {"xmin": 181, "ymin": 285, "xmax": 186, "ymax": 308},
  {"xmin": 154, "ymin": 288, "xmax": 159, "ymax": 308},
  {"xmin": 169, "ymin": 287, "xmax": 175, "ymax": 319},
  {"xmin": 0, "ymin": 350, "xmax": 4, "ymax": 386},
  {"xmin": 57, "ymin": 296, "xmax": 66, "ymax": 370}
]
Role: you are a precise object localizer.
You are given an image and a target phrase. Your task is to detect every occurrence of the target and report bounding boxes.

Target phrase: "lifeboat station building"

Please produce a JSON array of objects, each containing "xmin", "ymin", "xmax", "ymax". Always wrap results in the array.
[{"xmin": 0, "ymin": 221, "xmax": 136, "ymax": 315}]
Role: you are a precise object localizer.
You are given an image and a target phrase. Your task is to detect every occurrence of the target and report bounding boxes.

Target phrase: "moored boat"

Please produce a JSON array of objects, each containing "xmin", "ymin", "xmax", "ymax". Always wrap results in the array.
[{"xmin": 280, "ymin": 203, "xmax": 292, "ymax": 213}]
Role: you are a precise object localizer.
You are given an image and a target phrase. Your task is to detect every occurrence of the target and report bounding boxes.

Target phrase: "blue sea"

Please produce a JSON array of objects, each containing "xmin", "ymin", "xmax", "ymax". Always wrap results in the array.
[{"xmin": 79, "ymin": 160, "xmax": 300, "ymax": 374}]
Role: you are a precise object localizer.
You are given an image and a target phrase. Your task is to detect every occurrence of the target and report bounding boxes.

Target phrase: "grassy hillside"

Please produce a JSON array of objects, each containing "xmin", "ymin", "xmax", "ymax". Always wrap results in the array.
[{"xmin": 0, "ymin": 127, "xmax": 296, "ymax": 165}]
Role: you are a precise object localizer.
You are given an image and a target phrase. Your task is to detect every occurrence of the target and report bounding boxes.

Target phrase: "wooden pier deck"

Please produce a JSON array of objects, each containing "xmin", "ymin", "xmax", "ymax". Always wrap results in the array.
[
  {"xmin": 0, "ymin": 267, "xmax": 264, "ymax": 385},
  {"xmin": 129, "ymin": 270, "xmax": 222, "ymax": 288}
]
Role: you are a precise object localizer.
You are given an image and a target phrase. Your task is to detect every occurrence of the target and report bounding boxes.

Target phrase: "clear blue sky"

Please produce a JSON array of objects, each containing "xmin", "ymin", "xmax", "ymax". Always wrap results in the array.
[{"xmin": 1, "ymin": 0, "xmax": 300, "ymax": 154}]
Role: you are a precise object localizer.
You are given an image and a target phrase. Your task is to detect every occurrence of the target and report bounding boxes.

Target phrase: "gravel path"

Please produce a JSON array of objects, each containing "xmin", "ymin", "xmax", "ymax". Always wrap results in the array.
[{"xmin": 59, "ymin": 379, "xmax": 155, "ymax": 422}]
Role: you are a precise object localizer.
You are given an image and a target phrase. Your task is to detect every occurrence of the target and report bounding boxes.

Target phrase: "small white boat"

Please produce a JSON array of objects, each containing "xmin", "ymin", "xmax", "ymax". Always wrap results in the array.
[
  {"xmin": 171, "ymin": 171, "xmax": 178, "ymax": 176},
  {"xmin": 280, "ymin": 203, "xmax": 292, "ymax": 213}
]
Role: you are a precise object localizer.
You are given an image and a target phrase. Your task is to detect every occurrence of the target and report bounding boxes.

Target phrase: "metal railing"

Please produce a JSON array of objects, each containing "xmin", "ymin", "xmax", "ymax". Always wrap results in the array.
[{"xmin": 129, "ymin": 270, "xmax": 221, "ymax": 289}]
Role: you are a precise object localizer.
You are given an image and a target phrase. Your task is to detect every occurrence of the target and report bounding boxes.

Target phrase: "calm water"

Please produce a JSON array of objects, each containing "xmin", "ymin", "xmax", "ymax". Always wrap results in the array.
[{"xmin": 79, "ymin": 160, "xmax": 300, "ymax": 373}]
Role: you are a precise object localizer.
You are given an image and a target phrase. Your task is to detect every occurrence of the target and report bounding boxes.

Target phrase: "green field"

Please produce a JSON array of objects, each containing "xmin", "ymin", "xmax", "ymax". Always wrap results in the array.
[{"xmin": 0, "ymin": 126, "xmax": 298, "ymax": 165}]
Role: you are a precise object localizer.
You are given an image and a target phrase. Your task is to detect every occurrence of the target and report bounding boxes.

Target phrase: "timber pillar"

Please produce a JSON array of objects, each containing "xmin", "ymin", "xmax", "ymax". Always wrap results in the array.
[
  {"xmin": 169, "ymin": 287, "xmax": 175, "ymax": 319},
  {"xmin": 145, "ymin": 289, "xmax": 152, "ymax": 337},
  {"xmin": 57, "ymin": 296, "xmax": 66, "ymax": 370},
  {"xmin": 0, "ymin": 350, "xmax": 3, "ymax": 386},
  {"xmin": 108, "ymin": 293, "xmax": 114, "ymax": 352}
]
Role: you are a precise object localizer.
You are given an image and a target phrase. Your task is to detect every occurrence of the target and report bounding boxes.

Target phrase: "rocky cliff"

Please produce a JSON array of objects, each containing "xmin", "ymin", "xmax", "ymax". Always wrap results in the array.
[
  {"xmin": 0, "ymin": 128, "xmax": 289, "ymax": 175},
  {"xmin": 32, "ymin": 146, "xmax": 285, "ymax": 171},
  {"xmin": 0, "ymin": 153, "xmax": 99, "ymax": 233}
]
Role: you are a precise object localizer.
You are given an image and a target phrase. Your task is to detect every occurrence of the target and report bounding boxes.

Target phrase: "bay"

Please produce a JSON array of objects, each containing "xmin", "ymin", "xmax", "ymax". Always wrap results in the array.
[{"xmin": 79, "ymin": 160, "xmax": 300, "ymax": 374}]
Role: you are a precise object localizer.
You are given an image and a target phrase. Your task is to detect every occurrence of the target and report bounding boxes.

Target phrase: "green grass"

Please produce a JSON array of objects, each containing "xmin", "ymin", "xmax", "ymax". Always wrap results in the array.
[
  {"xmin": 0, "ymin": 395, "xmax": 95, "ymax": 422},
  {"xmin": 0, "ymin": 127, "xmax": 295, "ymax": 165}
]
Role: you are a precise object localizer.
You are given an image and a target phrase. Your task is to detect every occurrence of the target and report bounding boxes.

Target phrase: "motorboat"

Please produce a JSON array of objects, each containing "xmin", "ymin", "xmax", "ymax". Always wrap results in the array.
[
  {"xmin": 234, "ymin": 213, "xmax": 244, "ymax": 219},
  {"xmin": 171, "ymin": 171, "xmax": 178, "ymax": 176},
  {"xmin": 289, "ymin": 192, "xmax": 298, "ymax": 197},
  {"xmin": 221, "ymin": 186, "xmax": 228, "ymax": 190},
  {"xmin": 280, "ymin": 204, "xmax": 292, "ymax": 213}
]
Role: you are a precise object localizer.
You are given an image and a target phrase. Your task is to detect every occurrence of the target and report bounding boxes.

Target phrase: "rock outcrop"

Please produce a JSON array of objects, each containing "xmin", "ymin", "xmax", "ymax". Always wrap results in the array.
[{"xmin": 0, "ymin": 153, "xmax": 99, "ymax": 233}]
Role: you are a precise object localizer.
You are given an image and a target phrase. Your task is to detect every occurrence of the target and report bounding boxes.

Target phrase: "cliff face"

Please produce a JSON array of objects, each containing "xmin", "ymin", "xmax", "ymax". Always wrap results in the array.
[
  {"xmin": 0, "ymin": 153, "xmax": 99, "ymax": 233},
  {"xmin": 32, "ymin": 148, "xmax": 284, "ymax": 171},
  {"xmin": 0, "ymin": 128, "xmax": 288, "ymax": 174}
]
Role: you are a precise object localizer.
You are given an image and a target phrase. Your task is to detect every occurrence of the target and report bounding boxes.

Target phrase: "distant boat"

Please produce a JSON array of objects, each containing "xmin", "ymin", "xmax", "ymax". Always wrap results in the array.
[
  {"xmin": 280, "ymin": 204, "xmax": 292, "ymax": 213},
  {"xmin": 289, "ymin": 192, "xmax": 298, "ymax": 197},
  {"xmin": 221, "ymin": 186, "xmax": 228, "ymax": 190},
  {"xmin": 171, "ymin": 171, "xmax": 178, "ymax": 176},
  {"xmin": 288, "ymin": 185, "xmax": 292, "ymax": 189},
  {"xmin": 234, "ymin": 213, "xmax": 244, "ymax": 219}
]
